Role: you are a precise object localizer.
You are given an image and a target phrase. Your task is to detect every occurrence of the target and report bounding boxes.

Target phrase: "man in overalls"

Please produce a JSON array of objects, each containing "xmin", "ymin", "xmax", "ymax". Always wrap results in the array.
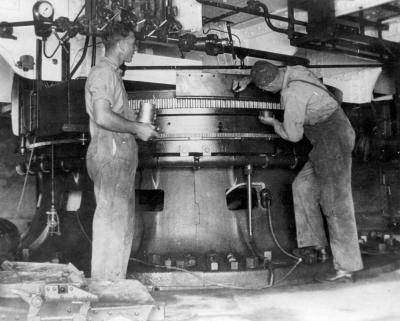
[
  {"xmin": 233, "ymin": 61, "xmax": 363, "ymax": 282},
  {"xmin": 85, "ymin": 23, "xmax": 158, "ymax": 280}
]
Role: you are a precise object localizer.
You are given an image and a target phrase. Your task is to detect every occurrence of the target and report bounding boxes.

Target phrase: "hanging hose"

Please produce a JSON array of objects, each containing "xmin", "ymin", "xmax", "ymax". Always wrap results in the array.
[
  {"xmin": 69, "ymin": 36, "xmax": 90, "ymax": 79},
  {"xmin": 264, "ymin": 196, "xmax": 302, "ymax": 285},
  {"xmin": 17, "ymin": 138, "xmax": 36, "ymax": 212},
  {"xmin": 266, "ymin": 200, "xmax": 300, "ymax": 261}
]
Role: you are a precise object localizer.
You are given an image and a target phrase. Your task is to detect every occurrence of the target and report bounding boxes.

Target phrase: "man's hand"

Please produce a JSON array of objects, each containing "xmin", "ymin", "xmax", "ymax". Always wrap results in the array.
[
  {"xmin": 133, "ymin": 123, "xmax": 159, "ymax": 141},
  {"xmin": 258, "ymin": 114, "xmax": 276, "ymax": 126},
  {"xmin": 232, "ymin": 76, "xmax": 252, "ymax": 93}
]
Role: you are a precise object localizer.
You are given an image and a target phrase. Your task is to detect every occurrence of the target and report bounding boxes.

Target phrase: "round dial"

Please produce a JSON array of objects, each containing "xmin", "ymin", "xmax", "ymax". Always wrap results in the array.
[
  {"xmin": 33, "ymin": 1, "xmax": 54, "ymax": 20},
  {"xmin": 38, "ymin": 1, "xmax": 54, "ymax": 18}
]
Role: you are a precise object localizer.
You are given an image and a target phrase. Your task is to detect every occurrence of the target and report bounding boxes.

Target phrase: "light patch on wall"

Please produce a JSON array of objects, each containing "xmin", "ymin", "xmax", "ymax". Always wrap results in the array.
[
  {"xmin": 0, "ymin": 55, "xmax": 13, "ymax": 103},
  {"xmin": 233, "ymin": 18, "xmax": 296, "ymax": 57},
  {"xmin": 175, "ymin": 0, "xmax": 202, "ymax": 33},
  {"xmin": 0, "ymin": 0, "xmax": 20, "ymax": 10},
  {"xmin": 41, "ymin": 35, "xmax": 62, "ymax": 82},
  {"xmin": 323, "ymin": 67, "xmax": 382, "ymax": 104}
]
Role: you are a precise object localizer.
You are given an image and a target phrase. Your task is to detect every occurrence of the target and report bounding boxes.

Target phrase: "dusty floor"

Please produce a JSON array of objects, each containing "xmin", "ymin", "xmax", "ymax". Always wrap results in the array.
[
  {"xmin": 1, "ymin": 253, "xmax": 399, "ymax": 321},
  {"xmin": 153, "ymin": 268, "xmax": 400, "ymax": 321},
  {"xmin": 149, "ymin": 253, "xmax": 400, "ymax": 321}
]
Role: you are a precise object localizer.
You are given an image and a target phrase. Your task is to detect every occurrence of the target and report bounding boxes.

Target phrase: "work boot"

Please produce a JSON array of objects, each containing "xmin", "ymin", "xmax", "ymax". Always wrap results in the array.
[{"xmin": 315, "ymin": 269, "xmax": 354, "ymax": 283}]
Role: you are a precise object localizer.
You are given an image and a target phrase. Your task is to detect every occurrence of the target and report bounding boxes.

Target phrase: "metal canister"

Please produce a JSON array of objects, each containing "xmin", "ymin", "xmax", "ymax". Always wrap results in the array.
[
  {"xmin": 137, "ymin": 102, "xmax": 156, "ymax": 124},
  {"xmin": 259, "ymin": 110, "xmax": 274, "ymax": 119}
]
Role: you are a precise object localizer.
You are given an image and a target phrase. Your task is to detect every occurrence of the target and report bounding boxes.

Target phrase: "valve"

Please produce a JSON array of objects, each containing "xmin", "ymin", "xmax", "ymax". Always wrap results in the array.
[
  {"xmin": 260, "ymin": 187, "xmax": 273, "ymax": 208},
  {"xmin": 178, "ymin": 33, "xmax": 229, "ymax": 56}
]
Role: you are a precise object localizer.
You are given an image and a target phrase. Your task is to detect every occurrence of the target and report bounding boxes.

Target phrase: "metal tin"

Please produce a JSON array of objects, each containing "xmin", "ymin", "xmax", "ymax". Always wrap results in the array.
[
  {"xmin": 137, "ymin": 102, "xmax": 156, "ymax": 124},
  {"xmin": 259, "ymin": 110, "xmax": 274, "ymax": 119}
]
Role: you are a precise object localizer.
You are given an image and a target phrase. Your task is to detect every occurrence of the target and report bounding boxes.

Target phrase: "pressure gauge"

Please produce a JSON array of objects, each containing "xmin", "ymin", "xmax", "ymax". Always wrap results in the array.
[
  {"xmin": 33, "ymin": 1, "xmax": 54, "ymax": 21},
  {"xmin": 32, "ymin": 1, "xmax": 54, "ymax": 38}
]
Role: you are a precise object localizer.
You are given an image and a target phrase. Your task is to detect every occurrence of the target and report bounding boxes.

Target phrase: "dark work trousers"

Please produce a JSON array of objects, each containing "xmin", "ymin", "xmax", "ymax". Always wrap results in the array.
[
  {"xmin": 292, "ymin": 108, "xmax": 363, "ymax": 272},
  {"xmin": 86, "ymin": 131, "xmax": 138, "ymax": 280}
]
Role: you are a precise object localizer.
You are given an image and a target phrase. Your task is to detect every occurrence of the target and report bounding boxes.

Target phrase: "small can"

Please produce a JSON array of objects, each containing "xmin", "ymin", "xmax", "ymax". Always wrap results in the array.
[
  {"xmin": 164, "ymin": 258, "xmax": 172, "ymax": 268},
  {"xmin": 176, "ymin": 259, "xmax": 185, "ymax": 269},
  {"xmin": 378, "ymin": 243, "xmax": 387, "ymax": 252},
  {"xmin": 227, "ymin": 253, "xmax": 238, "ymax": 270},
  {"xmin": 360, "ymin": 234, "xmax": 368, "ymax": 244},
  {"xmin": 246, "ymin": 257, "xmax": 258, "ymax": 269},
  {"xmin": 210, "ymin": 261, "xmax": 219, "ymax": 271},
  {"xmin": 263, "ymin": 251, "xmax": 272, "ymax": 262},
  {"xmin": 148, "ymin": 254, "xmax": 161, "ymax": 266},
  {"xmin": 259, "ymin": 110, "xmax": 274, "ymax": 119},
  {"xmin": 207, "ymin": 253, "xmax": 219, "ymax": 271},
  {"xmin": 227, "ymin": 252, "xmax": 237, "ymax": 262},
  {"xmin": 185, "ymin": 254, "xmax": 196, "ymax": 268},
  {"xmin": 137, "ymin": 102, "xmax": 156, "ymax": 124}
]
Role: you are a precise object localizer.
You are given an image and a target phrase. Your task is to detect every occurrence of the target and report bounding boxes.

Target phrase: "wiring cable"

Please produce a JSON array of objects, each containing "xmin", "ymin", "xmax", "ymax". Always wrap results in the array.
[
  {"xmin": 72, "ymin": 4, "xmax": 86, "ymax": 23},
  {"xmin": 129, "ymin": 257, "xmax": 274, "ymax": 290},
  {"xmin": 71, "ymin": 41, "xmax": 103, "ymax": 70},
  {"xmin": 17, "ymin": 137, "xmax": 36, "ymax": 211},
  {"xmin": 266, "ymin": 200, "xmax": 300, "ymax": 261},
  {"xmin": 75, "ymin": 210, "xmax": 92, "ymax": 245},
  {"xmin": 264, "ymin": 200, "xmax": 303, "ymax": 286},
  {"xmin": 42, "ymin": 4, "xmax": 85, "ymax": 59},
  {"xmin": 43, "ymin": 39, "xmax": 61, "ymax": 59},
  {"xmin": 202, "ymin": 25, "xmax": 242, "ymax": 47},
  {"xmin": 69, "ymin": 36, "xmax": 90, "ymax": 79}
]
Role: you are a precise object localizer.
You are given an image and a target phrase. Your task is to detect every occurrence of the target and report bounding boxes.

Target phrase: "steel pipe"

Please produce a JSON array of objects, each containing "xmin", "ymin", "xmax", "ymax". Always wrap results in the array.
[
  {"xmin": 196, "ymin": 0, "xmax": 307, "ymax": 26},
  {"xmin": 138, "ymin": 155, "xmax": 299, "ymax": 168},
  {"xmin": 245, "ymin": 164, "xmax": 253, "ymax": 237}
]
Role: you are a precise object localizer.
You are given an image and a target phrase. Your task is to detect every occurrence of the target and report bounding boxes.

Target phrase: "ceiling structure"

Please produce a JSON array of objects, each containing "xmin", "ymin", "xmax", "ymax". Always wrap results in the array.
[
  {"xmin": 201, "ymin": 0, "xmax": 400, "ymax": 25},
  {"xmin": 202, "ymin": 0, "xmax": 287, "ymax": 25},
  {"xmin": 198, "ymin": 0, "xmax": 400, "ymax": 61}
]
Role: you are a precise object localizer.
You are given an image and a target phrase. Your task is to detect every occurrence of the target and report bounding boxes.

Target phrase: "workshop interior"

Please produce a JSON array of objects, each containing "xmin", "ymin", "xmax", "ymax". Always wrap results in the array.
[{"xmin": 1, "ymin": 0, "xmax": 400, "ymax": 320}]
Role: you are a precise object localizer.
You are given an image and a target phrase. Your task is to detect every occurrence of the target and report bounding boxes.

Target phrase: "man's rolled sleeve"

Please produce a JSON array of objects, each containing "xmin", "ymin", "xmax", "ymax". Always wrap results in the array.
[
  {"xmin": 88, "ymin": 69, "xmax": 115, "ymax": 106},
  {"xmin": 277, "ymin": 89, "xmax": 308, "ymax": 142}
]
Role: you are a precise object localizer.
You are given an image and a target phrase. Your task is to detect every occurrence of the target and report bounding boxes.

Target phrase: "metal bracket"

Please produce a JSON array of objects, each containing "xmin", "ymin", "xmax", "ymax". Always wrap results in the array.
[
  {"xmin": 11, "ymin": 290, "xmax": 42, "ymax": 321},
  {"xmin": 44, "ymin": 284, "xmax": 98, "ymax": 302}
]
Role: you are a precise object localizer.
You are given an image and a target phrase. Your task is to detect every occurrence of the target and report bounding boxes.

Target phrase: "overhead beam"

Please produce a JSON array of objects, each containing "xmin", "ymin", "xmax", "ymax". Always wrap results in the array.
[
  {"xmin": 336, "ymin": 16, "xmax": 389, "ymax": 30},
  {"xmin": 196, "ymin": 0, "xmax": 307, "ymax": 26},
  {"xmin": 203, "ymin": 11, "xmax": 239, "ymax": 24},
  {"xmin": 381, "ymin": 3, "xmax": 400, "ymax": 14}
]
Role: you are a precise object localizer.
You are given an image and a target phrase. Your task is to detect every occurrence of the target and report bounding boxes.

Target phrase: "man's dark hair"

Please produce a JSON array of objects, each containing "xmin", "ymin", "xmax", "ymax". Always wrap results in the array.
[{"xmin": 101, "ymin": 22, "xmax": 135, "ymax": 50}]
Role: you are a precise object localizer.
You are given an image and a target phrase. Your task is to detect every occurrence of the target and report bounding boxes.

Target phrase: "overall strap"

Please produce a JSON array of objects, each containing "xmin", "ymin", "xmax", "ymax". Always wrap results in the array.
[{"xmin": 287, "ymin": 79, "xmax": 341, "ymax": 105}]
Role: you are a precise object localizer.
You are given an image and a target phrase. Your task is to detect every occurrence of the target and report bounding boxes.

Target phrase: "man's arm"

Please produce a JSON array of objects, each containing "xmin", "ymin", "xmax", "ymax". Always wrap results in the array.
[
  {"xmin": 93, "ymin": 99, "xmax": 157, "ymax": 141},
  {"xmin": 259, "ymin": 90, "xmax": 306, "ymax": 143}
]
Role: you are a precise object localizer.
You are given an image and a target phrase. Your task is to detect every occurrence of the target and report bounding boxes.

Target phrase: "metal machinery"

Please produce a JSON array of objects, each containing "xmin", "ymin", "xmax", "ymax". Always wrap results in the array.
[
  {"xmin": 2, "ymin": 0, "xmax": 400, "ymax": 294},
  {"xmin": 3, "ymin": 0, "xmax": 400, "ymax": 320},
  {"xmin": 0, "ymin": 0, "xmax": 311, "ymax": 272}
]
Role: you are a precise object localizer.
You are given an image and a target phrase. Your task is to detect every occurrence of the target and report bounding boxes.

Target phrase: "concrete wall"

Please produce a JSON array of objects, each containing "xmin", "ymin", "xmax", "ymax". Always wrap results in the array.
[{"xmin": 0, "ymin": 115, "xmax": 35, "ymax": 233}]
